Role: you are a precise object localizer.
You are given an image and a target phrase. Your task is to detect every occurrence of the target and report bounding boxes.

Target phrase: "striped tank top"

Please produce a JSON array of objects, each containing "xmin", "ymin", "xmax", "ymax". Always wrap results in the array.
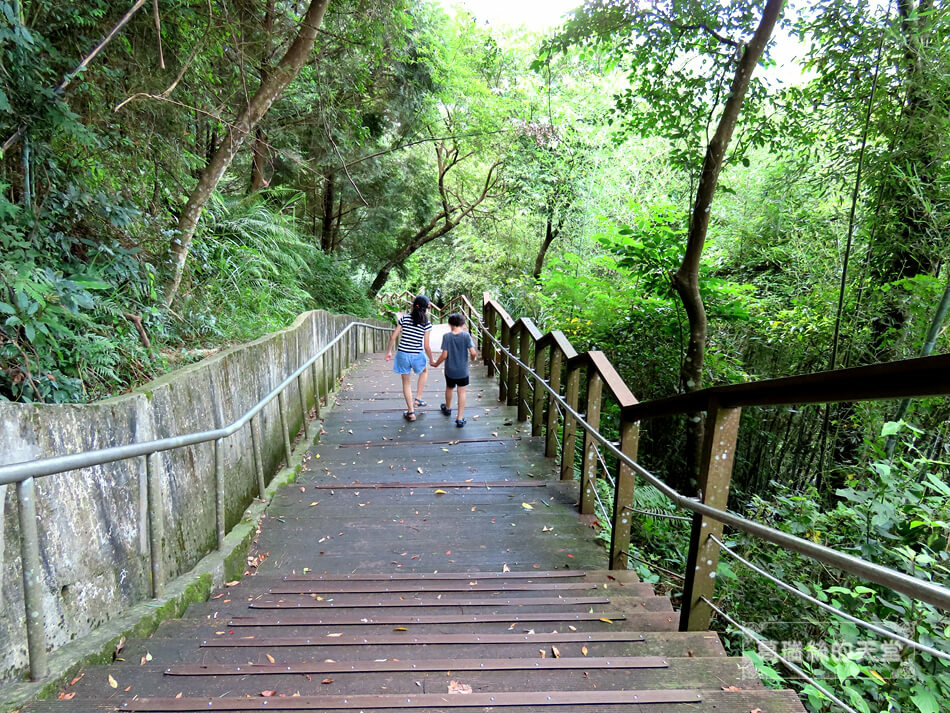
[{"xmin": 397, "ymin": 315, "xmax": 432, "ymax": 353}]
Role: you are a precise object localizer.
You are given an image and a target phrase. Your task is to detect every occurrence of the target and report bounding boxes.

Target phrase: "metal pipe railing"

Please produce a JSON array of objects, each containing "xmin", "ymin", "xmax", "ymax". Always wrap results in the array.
[{"xmin": 2, "ymin": 319, "xmax": 390, "ymax": 681}]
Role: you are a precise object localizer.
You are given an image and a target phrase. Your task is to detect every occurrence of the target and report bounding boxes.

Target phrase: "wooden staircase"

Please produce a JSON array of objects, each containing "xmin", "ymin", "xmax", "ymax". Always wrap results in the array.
[{"xmin": 25, "ymin": 353, "xmax": 805, "ymax": 712}]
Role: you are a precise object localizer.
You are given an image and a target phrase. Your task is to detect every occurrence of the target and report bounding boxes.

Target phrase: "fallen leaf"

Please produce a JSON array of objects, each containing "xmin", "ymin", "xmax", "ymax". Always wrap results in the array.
[
  {"xmin": 447, "ymin": 681, "xmax": 473, "ymax": 695},
  {"xmin": 552, "ymin": 646, "xmax": 561, "ymax": 659},
  {"xmin": 69, "ymin": 674, "xmax": 84, "ymax": 686},
  {"xmin": 175, "ymin": 692, "xmax": 183, "ymax": 699},
  {"xmin": 417, "ymin": 467, "xmax": 424, "ymax": 474},
  {"xmin": 108, "ymin": 675, "xmax": 118, "ymax": 689},
  {"xmin": 394, "ymin": 627, "xmax": 408, "ymax": 631},
  {"xmin": 225, "ymin": 580, "xmax": 240, "ymax": 587},
  {"xmin": 433, "ymin": 489, "xmax": 447, "ymax": 495},
  {"xmin": 211, "ymin": 593, "xmax": 225, "ymax": 600},
  {"xmin": 326, "ymin": 633, "xmax": 342, "ymax": 638},
  {"xmin": 539, "ymin": 649, "xmax": 546, "ymax": 659},
  {"xmin": 502, "ymin": 564, "xmax": 510, "ymax": 572},
  {"xmin": 260, "ymin": 690, "xmax": 277, "ymax": 697},
  {"xmin": 599, "ymin": 618, "xmax": 614, "ymax": 624},
  {"xmin": 309, "ymin": 502, "xmax": 319, "ymax": 507},
  {"xmin": 581, "ymin": 646, "xmax": 588, "ymax": 656},
  {"xmin": 321, "ymin": 678, "xmax": 334, "ymax": 685},
  {"xmin": 721, "ymin": 686, "xmax": 742, "ymax": 692},
  {"xmin": 266, "ymin": 654, "xmax": 275, "ymax": 664},
  {"xmin": 521, "ymin": 502, "xmax": 534, "ymax": 510},
  {"xmin": 58, "ymin": 692, "xmax": 76, "ymax": 700}
]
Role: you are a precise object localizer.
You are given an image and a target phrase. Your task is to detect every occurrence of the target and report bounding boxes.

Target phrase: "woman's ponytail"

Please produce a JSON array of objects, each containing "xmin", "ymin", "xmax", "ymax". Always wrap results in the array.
[{"xmin": 410, "ymin": 295, "xmax": 430, "ymax": 326}]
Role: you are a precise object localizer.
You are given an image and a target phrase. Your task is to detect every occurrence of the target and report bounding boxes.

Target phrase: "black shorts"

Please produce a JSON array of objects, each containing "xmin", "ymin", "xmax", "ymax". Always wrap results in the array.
[{"xmin": 445, "ymin": 375, "xmax": 470, "ymax": 388}]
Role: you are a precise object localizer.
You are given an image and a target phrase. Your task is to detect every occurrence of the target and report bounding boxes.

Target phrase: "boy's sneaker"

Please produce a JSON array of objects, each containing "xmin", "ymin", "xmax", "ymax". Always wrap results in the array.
[
  {"xmin": 455, "ymin": 418, "xmax": 466, "ymax": 428},
  {"xmin": 440, "ymin": 403, "xmax": 451, "ymax": 416}
]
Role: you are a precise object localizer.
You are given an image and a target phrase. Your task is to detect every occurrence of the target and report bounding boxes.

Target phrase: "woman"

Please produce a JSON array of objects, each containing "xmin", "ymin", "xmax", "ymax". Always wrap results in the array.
[{"xmin": 384, "ymin": 295, "xmax": 434, "ymax": 421}]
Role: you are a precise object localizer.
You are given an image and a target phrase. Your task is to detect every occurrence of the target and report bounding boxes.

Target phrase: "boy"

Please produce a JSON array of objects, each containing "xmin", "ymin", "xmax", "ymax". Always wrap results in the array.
[{"xmin": 430, "ymin": 313, "xmax": 477, "ymax": 427}]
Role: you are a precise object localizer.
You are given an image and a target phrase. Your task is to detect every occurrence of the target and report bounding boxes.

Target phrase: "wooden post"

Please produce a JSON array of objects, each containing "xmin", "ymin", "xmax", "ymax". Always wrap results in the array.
[
  {"xmin": 499, "ymin": 321, "xmax": 510, "ymax": 403},
  {"xmin": 579, "ymin": 369, "xmax": 603, "ymax": 515},
  {"xmin": 545, "ymin": 346, "xmax": 562, "ymax": 458},
  {"xmin": 506, "ymin": 324, "xmax": 519, "ymax": 407},
  {"xmin": 560, "ymin": 363, "xmax": 581, "ymax": 481},
  {"xmin": 531, "ymin": 340, "xmax": 545, "ymax": 437},
  {"xmin": 517, "ymin": 325, "xmax": 530, "ymax": 422},
  {"xmin": 680, "ymin": 400, "xmax": 741, "ymax": 631},
  {"xmin": 609, "ymin": 417, "xmax": 641, "ymax": 569},
  {"xmin": 484, "ymin": 304, "xmax": 495, "ymax": 372}
]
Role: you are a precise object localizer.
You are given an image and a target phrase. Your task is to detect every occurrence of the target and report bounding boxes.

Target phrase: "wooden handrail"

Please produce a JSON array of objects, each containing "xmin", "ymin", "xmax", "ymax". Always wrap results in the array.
[
  {"xmin": 514, "ymin": 317, "xmax": 544, "ymax": 341},
  {"xmin": 568, "ymin": 351, "xmax": 638, "ymax": 409},
  {"xmin": 486, "ymin": 299, "xmax": 515, "ymax": 328},
  {"xmin": 537, "ymin": 330, "xmax": 578, "ymax": 359},
  {"xmin": 622, "ymin": 353, "xmax": 950, "ymax": 421}
]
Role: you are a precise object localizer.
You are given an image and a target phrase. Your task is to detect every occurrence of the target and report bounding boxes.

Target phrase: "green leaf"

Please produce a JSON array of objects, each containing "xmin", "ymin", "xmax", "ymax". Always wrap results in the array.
[
  {"xmin": 71, "ymin": 279, "xmax": 111, "ymax": 291},
  {"xmin": 881, "ymin": 421, "xmax": 901, "ymax": 436},
  {"xmin": 923, "ymin": 473, "xmax": 950, "ymax": 497},
  {"xmin": 910, "ymin": 686, "xmax": 939, "ymax": 713},
  {"xmin": 0, "ymin": 302, "xmax": 15, "ymax": 315}
]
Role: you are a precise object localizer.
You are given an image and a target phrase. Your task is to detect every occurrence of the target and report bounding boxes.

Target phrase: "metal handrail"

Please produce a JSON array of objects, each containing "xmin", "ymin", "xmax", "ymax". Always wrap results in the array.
[
  {"xmin": 709, "ymin": 534, "xmax": 950, "ymax": 662},
  {"xmin": 471, "ymin": 306, "xmax": 950, "ymax": 613},
  {"xmin": 4, "ymin": 319, "xmax": 389, "ymax": 681},
  {"xmin": 0, "ymin": 322, "xmax": 388, "ymax": 485}
]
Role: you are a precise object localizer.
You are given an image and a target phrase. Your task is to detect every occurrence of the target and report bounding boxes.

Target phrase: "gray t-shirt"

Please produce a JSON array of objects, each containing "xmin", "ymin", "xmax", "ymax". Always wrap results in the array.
[{"xmin": 441, "ymin": 331, "xmax": 475, "ymax": 379}]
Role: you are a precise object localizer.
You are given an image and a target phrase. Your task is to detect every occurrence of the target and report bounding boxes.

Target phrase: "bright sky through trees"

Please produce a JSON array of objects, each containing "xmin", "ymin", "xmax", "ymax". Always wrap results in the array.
[{"xmin": 437, "ymin": 0, "xmax": 581, "ymax": 29}]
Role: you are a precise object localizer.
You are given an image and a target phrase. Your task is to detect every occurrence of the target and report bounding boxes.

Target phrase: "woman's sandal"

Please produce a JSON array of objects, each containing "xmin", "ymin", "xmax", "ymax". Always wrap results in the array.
[
  {"xmin": 455, "ymin": 418, "xmax": 466, "ymax": 428},
  {"xmin": 414, "ymin": 398, "xmax": 427, "ymax": 407},
  {"xmin": 403, "ymin": 411, "xmax": 416, "ymax": 422}
]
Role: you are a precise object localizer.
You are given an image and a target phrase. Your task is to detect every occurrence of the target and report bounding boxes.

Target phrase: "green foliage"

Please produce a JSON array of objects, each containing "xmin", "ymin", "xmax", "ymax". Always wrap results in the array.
[
  {"xmin": 712, "ymin": 423, "xmax": 950, "ymax": 713},
  {"xmin": 174, "ymin": 192, "xmax": 374, "ymax": 344}
]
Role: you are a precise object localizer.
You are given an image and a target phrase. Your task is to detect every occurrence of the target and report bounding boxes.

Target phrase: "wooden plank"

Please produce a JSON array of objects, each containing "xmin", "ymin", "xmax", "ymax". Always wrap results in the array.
[
  {"xmin": 200, "ymin": 631, "xmax": 648, "ymax": 648},
  {"xmin": 281, "ymin": 570, "xmax": 585, "ymax": 582},
  {"xmin": 247, "ymin": 596, "xmax": 611, "ymax": 609},
  {"xmin": 165, "ymin": 656, "xmax": 670, "ymax": 675},
  {"xmin": 228, "ymin": 612, "xmax": 628, "ymax": 626},
  {"xmin": 118, "ymin": 689, "xmax": 703, "ymax": 710},
  {"xmin": 267, "ymin": 582, "xmax": 601, "ymax": 594}
]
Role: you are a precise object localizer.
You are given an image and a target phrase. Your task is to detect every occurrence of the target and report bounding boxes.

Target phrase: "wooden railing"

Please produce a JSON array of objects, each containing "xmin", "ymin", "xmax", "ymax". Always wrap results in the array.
[{"xmin": 447, "ymin": 291, "xmax": 950, "ymax": 633}]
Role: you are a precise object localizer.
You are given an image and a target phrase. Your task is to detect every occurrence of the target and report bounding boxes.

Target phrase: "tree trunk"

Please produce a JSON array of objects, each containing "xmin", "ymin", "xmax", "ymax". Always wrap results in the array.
[
  {"xmin": 668, "ymin": 0, "xmax": 784, "ymax": 491},
  {"xmin": 248, "ymin": 0, "xmax": 275, "ymax": 194},
  {"xmin": 331, "ymin": 194, "xmax": 344, "ymax": 252},
  {"xmin": 533, "ymin": 213, "xmax": 558, "ymax": 280},
  {"xmin": 868, "ymin": 0, "xmax": 940, "ymax": 362},
  {"xmin": 320, "ymin": 168, "xmax": 336, "ymax": 252},
  {"xmin": 249, "ymin": 127, "xmax": 269, "ymax": 192},
  {"xmin": 163, "ymin": 0, "xmax": 330, "ymax": 307}
]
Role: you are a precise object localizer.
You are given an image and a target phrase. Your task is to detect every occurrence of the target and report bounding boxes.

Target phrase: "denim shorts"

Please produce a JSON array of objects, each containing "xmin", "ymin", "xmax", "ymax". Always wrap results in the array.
[{"xmin": 394, "ymin": 350, "xmax": 427, "ymax": 375}]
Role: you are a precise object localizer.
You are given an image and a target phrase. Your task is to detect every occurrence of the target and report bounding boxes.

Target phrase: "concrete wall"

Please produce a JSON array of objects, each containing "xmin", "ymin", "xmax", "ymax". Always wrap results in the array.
[{"xmin": 0, "ymin": 310, "xmax": 388, "ymax": 682}]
